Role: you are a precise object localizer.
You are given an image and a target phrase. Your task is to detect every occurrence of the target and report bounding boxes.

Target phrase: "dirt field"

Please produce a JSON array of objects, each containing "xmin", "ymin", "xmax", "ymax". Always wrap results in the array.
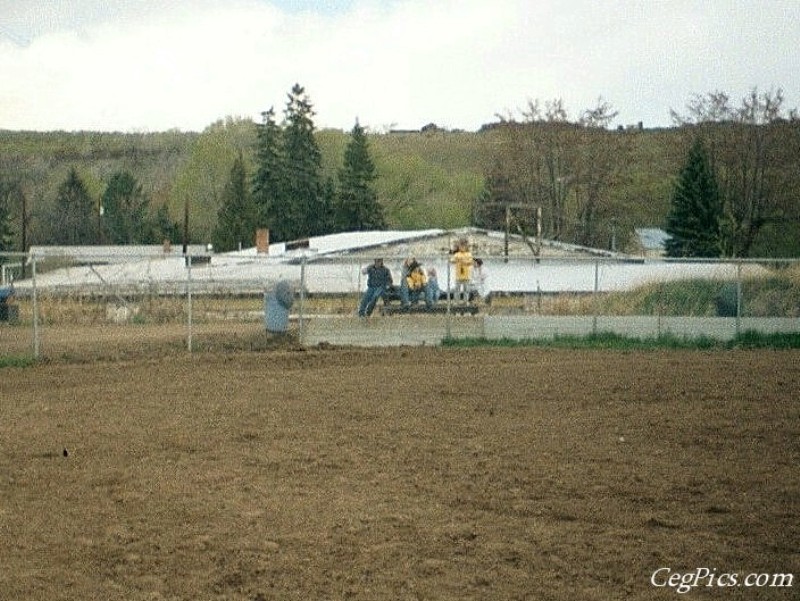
[{"xmin": 1, "ymin": 345, "xmax": 798, "ymax": 600}]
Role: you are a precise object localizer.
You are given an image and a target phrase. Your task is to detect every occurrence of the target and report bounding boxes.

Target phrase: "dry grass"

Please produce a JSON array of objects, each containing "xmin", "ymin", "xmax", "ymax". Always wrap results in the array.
[{"xmin": 7, "ymin": 266, "xmax": 800, "ymax": 334}]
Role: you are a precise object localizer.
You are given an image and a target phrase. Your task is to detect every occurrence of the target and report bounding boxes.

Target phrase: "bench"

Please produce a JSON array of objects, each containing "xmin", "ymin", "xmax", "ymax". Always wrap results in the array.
[{"xmin": 378, "ymin": 285, "xmax": 480, "ymax": 316}]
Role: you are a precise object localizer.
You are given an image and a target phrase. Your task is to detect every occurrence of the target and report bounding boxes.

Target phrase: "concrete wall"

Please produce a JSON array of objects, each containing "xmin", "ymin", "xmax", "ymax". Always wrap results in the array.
[
  {"xmin": 302, "ymin": 315, "xmax": 800, "ymax": 347},
  {"xmin": 303, "ymin": 315, "xmax": 483, "ymax": 347},
  {"xmin": 484, "ymin": 316, "xmax": 800, "ymax": 341}
]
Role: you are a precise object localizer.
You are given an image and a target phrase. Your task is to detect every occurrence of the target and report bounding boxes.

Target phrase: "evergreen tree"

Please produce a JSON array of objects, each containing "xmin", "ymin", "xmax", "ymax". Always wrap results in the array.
[
  {"xmin": 665, "ymin": 139, "xmax": 722, "ymax": 257},
  {"xmin": 251, "ymin": 107, "xmax": 286, "ymax": 239},
  {"xmin": 0, "ymin": 199, "xmax": 9, "ymax": 253},
  {"xmin": 322, "ymin": 175, "xmax": 336, "ymax": 231},
  {"xmin": 101, "ymin": 171, "xmax": 150, "ymax": 244},
  {"xmin": 49, "ymin": 168, "xmax": 97, "ymax": 245},
  {"xmin": 0, "ymin": 180, "xmax": 18, "ymax": 253},
  {"xmin": 671, "ymin": 88, "xmax": 795, "ymax": 257},
  {"xmin": 151, "ymin": 204, "xmax": 181, "ymax": 245},
  {"xmin": 281, "ymin": 84, "xmax": 331, "ymax": 239},
  {"xmin": 213, "ymin": 153, "xmax": 258, "ymax": 252},
  {"xmin": 334, "ymin": 120, "xmax": 384, "ymax": 231}
]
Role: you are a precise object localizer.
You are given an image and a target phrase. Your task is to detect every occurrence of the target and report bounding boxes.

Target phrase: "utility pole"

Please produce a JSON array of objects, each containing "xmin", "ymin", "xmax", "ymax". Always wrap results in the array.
[
  {"xmin": 20, "ymin": 187, "xmax": 28, "ymax": 279},
  {"xmin": 504, "ymin": 205, "xmax": 511, "ymax": 261},
  {"xmin": 182, "ymin": 198, "xmax": 189, "ymax": 258},
  {"xmin": 611, "ymin": 217, "xmax": 617, "ymax": 252}
]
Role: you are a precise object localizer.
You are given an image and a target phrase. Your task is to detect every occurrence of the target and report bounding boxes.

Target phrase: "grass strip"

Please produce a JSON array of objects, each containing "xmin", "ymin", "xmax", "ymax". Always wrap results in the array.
[
  {"xmin": 0, "ymin": 355, "xmax": 37, "ymax": 368},
  {"xmin": 442, "ymin": 330, "xmax": 800, "ymax": 350}
]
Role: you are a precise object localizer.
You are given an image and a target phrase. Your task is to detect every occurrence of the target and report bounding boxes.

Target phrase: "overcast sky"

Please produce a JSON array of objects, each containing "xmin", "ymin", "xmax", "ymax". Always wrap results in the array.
[{"xmin": 1, "ymin": 0, "xmax": 797, "ymax": 133}]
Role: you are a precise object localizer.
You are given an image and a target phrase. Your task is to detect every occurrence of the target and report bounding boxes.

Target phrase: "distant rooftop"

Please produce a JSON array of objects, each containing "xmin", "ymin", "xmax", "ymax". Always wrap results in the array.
[
  {"xmin": 635, "ymin": 228, "xmax": 670, "ymax": 251},
  {"xmin": 29, "ymin": 244, "xmax": 209, "ymax": 263},
  {"xmin": 15, "ymin": 228, "xmax": 767, "ymax": 297}
]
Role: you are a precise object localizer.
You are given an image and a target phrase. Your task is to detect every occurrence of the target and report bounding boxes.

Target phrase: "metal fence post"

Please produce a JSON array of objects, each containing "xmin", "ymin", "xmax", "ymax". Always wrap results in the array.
[
  {"xmin": 32, "ymin": 256, "xmax": 40, "ymax": 360},
  {"xmin": 592, "ymin": 259, "xmax": 599, "ymax": 336},
  {"xmin": 299, "ymin": 255, "xmax": 306, "ymax": 343},
  {"xmin": 445, "ymin": 255, "xmax": 452, "ymax": 339},
  {"xmin": 187, "ymin": 254, "xmax": 193, "ymax": 353},
  {"xmin": 736, "ymin": 260, "xmax": 742, "ymax": 337}
]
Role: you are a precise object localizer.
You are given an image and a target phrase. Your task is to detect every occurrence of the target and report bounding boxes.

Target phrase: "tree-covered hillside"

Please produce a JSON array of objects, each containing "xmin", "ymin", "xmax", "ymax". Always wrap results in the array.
[{"xmin": 1, "ymin": 113, "xmax": 798, "ymax": 256}]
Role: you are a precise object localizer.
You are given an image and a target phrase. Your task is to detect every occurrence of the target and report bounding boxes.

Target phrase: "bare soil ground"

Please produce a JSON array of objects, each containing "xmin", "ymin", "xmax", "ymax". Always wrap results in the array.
[{"xmin": 1, "ymin": 342, "xmax": 798, "ymax": 600}]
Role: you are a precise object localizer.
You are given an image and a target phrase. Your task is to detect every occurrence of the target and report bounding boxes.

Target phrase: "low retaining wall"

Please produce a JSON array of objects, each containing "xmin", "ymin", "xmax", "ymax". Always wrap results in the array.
[
  {"xmin": 485, "ymin": 316, "xmax": 800, "ymax": 341},
  {"xmin": 302, "ymin": 315, "xmax": 484, "ymax": 347},
  {"xmin": 302, "ymin": 315, "xmax": 800, "ymax": 347}
]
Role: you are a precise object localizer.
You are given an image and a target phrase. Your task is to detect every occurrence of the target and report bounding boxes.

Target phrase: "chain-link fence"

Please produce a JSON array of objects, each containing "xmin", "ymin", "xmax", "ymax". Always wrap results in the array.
[{"xmin": 1, "ymin": 251, "xmax": 798, "ymax": 359}]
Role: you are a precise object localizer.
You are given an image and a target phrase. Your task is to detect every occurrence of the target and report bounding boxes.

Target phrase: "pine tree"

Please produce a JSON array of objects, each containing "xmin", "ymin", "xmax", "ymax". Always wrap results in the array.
[
  {"xmin": 281, "ymin": 84, "xmax": 331, "ymax": 239},
  {"xmin": 50, "ymin": 168, "xmax": 97, "ymax": 245},
  {"xmin": 152, "ymin": 204, "xmax": 181, "ymax": 245},
  {"xmin": 665, "ymin": 139, "xmax": 722, "ymax": 257},
  {"xmin": 101, "ymin": 171, "xmax": 150, "ymax": 244},
  {"xmin": 252, "ymin": 107, "xmax": 286, "ymax": 240},
  {"xmin": 0, "ymin": 180, "xmax": 18, "ymax": 253},
  {"xmin": 0, "ymin": 199, "xmax": 9, "ymax": 253},
  {"xmin": 213, "ymin": 153, "xmax": 257, "ymax": 252},
  {"xmin": 334, "ymin": 120, "xmax": 384, "ymax": 231}
]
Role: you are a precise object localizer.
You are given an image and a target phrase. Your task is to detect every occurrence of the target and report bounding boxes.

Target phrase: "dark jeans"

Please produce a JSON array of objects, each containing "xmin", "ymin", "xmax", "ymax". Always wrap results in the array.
[{"xmin": 358, "ymin": 286, "xmax": 386, "ymax": 316}]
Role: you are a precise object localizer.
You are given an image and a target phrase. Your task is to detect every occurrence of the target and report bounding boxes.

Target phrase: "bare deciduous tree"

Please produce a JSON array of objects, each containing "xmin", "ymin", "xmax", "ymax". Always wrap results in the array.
[
  {"xmin": 671, "ymin": 87, "xmax": 798, "ymax": 256},
  {"xmin": 479, "ymin": 97, "xmax": 625, "ymax": 248}
]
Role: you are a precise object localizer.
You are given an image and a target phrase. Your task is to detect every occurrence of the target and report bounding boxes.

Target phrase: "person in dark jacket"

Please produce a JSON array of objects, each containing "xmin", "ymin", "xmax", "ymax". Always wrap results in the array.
[{"xmin": 358, "ymin": 258, "xmax": 393, "ymax": 317}]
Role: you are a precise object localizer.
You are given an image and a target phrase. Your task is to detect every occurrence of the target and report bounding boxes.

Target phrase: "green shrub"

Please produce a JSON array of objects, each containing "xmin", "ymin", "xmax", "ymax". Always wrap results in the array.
[{"xmin": 0, "ymin": 355, "xmax": 36, "ymax": 368}]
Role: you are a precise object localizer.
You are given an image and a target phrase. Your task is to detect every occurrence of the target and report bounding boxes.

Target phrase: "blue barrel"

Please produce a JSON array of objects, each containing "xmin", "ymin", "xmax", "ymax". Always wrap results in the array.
[
  {"xmin": 0, "ymin": 286, "xmax": 14, "ymax": 322},
  {"xmin": 264, "ymin": 280, "xmax": 294, "ymax": 333}
]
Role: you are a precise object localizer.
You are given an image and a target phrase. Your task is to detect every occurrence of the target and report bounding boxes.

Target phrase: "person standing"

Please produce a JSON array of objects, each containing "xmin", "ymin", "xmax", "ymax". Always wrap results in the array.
[
  {"xmin": 358, "ymin": 258, "xmax": 393, "ymax": 317},
  {"xmin": 472, "ymin": 257, "xmax": 488, "ymax": 302},
  {"xmin": 425, "ymin": 267, "xmax": 440, "ymax": 308},
  {"xmin": 398, "ymin": 257, "xmax": 413, "ymax": 307},
  {"xmin": 450, "ymin": 239, "xmax": 473, "ymax": 303}
]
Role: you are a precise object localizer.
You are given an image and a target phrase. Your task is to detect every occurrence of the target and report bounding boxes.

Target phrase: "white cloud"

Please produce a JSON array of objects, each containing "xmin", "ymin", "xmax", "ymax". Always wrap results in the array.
[{"xmin": 0, "ymin": 0, "xmax": 798, "ymax": 132}]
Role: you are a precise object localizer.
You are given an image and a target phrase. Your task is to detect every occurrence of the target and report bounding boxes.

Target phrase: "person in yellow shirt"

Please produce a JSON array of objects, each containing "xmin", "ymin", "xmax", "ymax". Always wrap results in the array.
[
  {"xmin": 400, "ymin": 258, "xmax": 429, "ymax": 308},
  {"xmin": 450, "ymin": 239, "xmax": 473, "ymax": 303}
]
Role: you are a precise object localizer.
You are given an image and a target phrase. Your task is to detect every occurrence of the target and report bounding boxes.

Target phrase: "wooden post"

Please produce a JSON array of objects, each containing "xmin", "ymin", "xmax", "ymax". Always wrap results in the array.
[
  {"xmin": 256, "ymin": 229, "xmax": 270, "ymax": 254},
  {"xmin": 504, "ymin": 206, "xmax": 511, "ymax": 262},
  {"xmin": 21, "ymin": 188, "xmax": 28, "ymax": 279},
  {"xmin": 536, "ymin": 206, "xmax": 542, "ymax": 257}
]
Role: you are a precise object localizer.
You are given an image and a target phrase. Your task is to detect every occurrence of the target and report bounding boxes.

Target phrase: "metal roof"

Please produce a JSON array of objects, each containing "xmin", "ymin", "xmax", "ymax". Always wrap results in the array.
[
  {"xmin": 15, "ymin": 229, "xmax": 768, "ymax": 296},
  {"xmin": 634, "ymin": 228, "xmax": 670, "ymax": 251}
]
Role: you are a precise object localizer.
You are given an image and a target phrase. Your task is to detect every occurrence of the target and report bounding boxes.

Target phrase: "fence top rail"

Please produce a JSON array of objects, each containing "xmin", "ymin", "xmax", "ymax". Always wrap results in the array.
[
  {"xmin": 0, "ymin": 250, "xmax": 800, "ymax": 265},
  {"xmin": 325, "ymin": 254, "xmax": 800, "ymax": 265}
]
